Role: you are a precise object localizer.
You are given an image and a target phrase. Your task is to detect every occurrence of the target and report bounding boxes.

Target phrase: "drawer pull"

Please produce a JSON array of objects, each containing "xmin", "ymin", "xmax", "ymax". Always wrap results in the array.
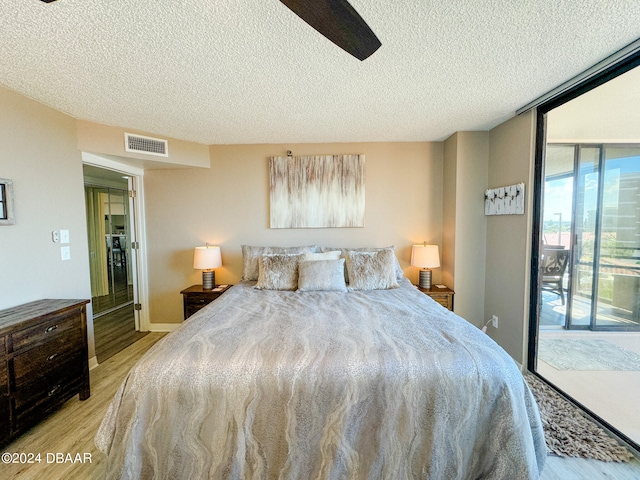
[
  {"xmin": 47, "ymin": 353, "xmax": 59, "ymax": 361},
  {"xmin": 48, "ymin": 384, "xmax": 61, "ymax": 397},
  {"xmin": 45, "ymin": 325, "xmax": 59, "ymax": 334}
]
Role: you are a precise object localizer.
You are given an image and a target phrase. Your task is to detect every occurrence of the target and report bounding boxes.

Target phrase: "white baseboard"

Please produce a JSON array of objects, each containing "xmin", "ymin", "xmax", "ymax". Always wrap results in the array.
[
  {"xmin": 147, "ymin": 323, "xmax": 182, "ymax": 332},
  {"xmin": 89, "ymin": 356, "xmax": 99, "ymax": 370}
]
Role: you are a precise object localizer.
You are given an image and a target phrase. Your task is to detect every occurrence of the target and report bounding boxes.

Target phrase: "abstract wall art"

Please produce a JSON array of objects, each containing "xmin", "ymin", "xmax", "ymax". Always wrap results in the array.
[
  {"xmin": 484, "ymin": 182, "xmax": 525, "ymax": 215},
  {"xmin": 269, "ymin": 154, "xmax": 365, "ymax": 228}
]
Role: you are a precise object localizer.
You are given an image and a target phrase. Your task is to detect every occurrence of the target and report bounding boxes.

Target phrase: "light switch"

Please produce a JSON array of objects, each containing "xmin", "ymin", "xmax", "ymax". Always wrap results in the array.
[
  {"xmin": 52, "ymin": 231, "xmax": 60, "ymax": 243},
  {"xmin": 61, "ymin": 246, "xmax": 71, "ymax": 261},
  {"xmin": 60, "ymin": 229, "xmax": 70, "ymax": 244}
]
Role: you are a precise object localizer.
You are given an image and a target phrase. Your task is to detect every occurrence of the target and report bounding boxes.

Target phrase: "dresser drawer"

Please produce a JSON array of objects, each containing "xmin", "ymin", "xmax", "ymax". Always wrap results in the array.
[
  {"xmin": 11, "ymin": 311, "xmax": 79, "ymax": 352},
  {"xmin": 15, "ymin": 376, "xmax": 83, "ymax": 432},
  {"xmin": 13, "ymin": 354, "xmax": 83, "ymax": 411},
  {"xmin": 0, "ymin": 336, "xmax": 7, "ymax": 395},
  {"xmin": 13, "ymin": 329, "xmax": 82, "ymax": 388}
]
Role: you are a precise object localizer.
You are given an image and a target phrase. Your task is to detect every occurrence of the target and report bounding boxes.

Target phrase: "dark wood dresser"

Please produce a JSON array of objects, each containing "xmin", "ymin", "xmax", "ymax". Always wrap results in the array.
[{"xmin": 0, "ymin": 299, "xmax": 90, "ymax": 447}]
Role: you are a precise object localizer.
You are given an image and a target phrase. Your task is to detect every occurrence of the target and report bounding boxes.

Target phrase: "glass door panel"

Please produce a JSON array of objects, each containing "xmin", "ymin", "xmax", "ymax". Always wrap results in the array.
[
  {"xmin": 594, "ymin": 148, "xmax": 640, "ymax": 329},
  {"xmin": 567, "ymin": 146, "xmax": 601, "ymax": 328},
  {"xmin": 539, "ymin": 145, "xmax": 575, "ymax": 328}
]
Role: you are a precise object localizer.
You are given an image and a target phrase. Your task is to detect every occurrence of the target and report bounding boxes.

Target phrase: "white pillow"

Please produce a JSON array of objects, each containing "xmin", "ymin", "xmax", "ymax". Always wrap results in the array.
[
  {"xmin": 254, "ymin": 253, "xmax": 302, "ymax": 290},
  {"xmin": 297, "ymin": 259, "xmax": 348, "ymax": 292},
  {"xmin": 302, "ymin": 251, "xmax": 341, "ymax": 262},
  {"xmin": 345, "ymin": 249, "xmax": 399, "ymax": 290}
]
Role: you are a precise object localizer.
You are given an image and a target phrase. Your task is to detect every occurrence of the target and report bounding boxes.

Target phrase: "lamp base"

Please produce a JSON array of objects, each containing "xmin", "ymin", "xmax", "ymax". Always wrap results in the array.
[
  {"xmin": 202, "ymin": 270, "xmax": 215, "ymax": 290},
  {"xmin": 418, "ymin": 269, "xmax": 432, "ymax": 289}
]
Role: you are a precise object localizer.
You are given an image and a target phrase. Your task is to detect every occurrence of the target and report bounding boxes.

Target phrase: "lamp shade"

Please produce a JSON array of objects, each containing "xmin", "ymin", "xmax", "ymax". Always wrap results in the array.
[
  {"xmin": 411, "ymin": 244, "xmax": 440, "ymax": 269},
  {"xmin": 193, "ymin": 245, "xmax": 222, "ymax": 270}
]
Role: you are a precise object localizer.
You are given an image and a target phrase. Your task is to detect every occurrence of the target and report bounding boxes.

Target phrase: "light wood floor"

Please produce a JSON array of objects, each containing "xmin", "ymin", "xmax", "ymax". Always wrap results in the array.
[{"xmin": 3, "ymin": 333, "xmax": 640, "ymax": 479}]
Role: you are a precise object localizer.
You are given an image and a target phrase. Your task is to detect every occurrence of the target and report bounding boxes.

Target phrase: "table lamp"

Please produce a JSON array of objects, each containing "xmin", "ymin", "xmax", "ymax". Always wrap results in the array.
[
  {"xmin": 411, "ymin": 244, "xmax": 440, "ymax": 289},
  {"xmin": 193, "ymin": 245, "xmax": 222, "ymax": 290}
]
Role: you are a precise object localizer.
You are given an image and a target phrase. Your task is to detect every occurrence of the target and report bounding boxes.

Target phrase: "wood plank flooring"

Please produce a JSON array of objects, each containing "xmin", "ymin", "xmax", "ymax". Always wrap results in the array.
[{"xmin": 2, "ymin": 333, "xmax": 639, "ymax": 479}]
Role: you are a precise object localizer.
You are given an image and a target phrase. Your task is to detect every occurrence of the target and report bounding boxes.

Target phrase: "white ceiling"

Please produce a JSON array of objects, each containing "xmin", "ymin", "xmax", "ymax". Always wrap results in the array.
[{"xmin": 1, "ymin": 1, "xmax": 639, "ymax": 145}]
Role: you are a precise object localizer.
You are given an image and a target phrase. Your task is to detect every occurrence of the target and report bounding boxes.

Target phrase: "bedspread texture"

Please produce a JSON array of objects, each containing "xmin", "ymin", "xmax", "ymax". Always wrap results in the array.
[{"xmin": 96, "ymin": 279, "xmax": 546, "ymax": 479}]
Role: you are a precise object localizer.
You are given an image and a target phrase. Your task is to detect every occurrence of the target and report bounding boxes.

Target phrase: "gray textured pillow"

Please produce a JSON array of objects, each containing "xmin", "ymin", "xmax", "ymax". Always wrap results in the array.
[
  {"xmin": 320, "ymin": 245, "xmax": 404, "ymax": 280},
  {"xmin": 241, "ymin": 245, "xmax": 319, "ymax": 281},
  {"xmin": 345, "ymin": 249, "xmax": 399, "ymax": 290},
  {"xmin": 297, "ymin": 259, "xmax": 348, "ymax": 292},
  {"xmin": 254, "ymin": 254, "xmax": 302, "ymax": 290}
]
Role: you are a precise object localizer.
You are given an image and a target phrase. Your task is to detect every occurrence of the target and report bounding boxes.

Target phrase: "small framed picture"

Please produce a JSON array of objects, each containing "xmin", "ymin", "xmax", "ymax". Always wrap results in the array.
[{"xmin": 0, "ymin": 178, "xmax": 15, "ymax": 225}]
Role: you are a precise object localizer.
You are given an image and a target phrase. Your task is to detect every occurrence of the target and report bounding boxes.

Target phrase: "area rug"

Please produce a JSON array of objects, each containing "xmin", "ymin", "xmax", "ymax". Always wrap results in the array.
[
  {"xmin": 526, "ymin": 374, "xmax": 635, "ymax": 462},
  {"xmin": 538, "ymin": 338, "xmax": 640, "ymax": 371}
]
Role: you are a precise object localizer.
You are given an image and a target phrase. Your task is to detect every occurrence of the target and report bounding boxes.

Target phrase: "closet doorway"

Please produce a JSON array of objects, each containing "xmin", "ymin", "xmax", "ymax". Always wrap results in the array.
[{"xmin": 83, "ymin": 165, "xmax": 147, "ymax": 363}]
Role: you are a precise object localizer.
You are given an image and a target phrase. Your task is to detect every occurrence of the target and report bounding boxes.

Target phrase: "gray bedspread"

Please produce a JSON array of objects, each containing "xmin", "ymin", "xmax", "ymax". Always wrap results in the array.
[{"xmin": 95, "ymin": 279, "xmax": 546, "ymax": 479}]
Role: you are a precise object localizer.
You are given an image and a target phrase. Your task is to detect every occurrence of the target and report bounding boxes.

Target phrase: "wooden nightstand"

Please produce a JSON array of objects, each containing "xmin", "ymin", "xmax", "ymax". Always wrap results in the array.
[
  {"xmin": 417, "ymin": 285, "xmax": 455, "ymax": 311},
  {"xmin": 180, "ymin": 284, "xmax": 232, "ymax": 320}
]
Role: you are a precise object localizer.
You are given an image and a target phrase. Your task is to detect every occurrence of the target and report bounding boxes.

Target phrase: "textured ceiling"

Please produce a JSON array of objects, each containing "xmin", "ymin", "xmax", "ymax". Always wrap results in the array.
[{"xmin": 1, "ymin": 1, "xmax": 639, "ymax": 145}]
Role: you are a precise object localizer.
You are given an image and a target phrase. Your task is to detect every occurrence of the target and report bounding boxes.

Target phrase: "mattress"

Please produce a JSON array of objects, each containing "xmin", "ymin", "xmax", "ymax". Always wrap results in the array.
[{"xmin": 95, "ymin": 278, "xmax": 546, "ymax": 479}]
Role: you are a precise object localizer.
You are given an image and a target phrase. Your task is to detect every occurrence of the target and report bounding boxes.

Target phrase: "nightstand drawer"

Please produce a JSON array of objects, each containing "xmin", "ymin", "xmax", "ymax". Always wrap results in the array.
[
  {"xmin": 187, "ymin": 293, "xmax": 219, "ymax": 306},
  {"xmin": 181, "ymin": 285, "xmax": 232, "ymax": 320},
  {"xmin": 417, "ymin": 286, "xmax": 455, "ymax": 311}
]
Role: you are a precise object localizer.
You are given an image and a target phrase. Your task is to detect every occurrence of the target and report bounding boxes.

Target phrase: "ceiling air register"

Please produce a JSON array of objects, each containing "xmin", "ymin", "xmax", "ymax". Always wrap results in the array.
[{"xmin": 124, "ymin": 133, "xmax": 169, "ymax": 157}]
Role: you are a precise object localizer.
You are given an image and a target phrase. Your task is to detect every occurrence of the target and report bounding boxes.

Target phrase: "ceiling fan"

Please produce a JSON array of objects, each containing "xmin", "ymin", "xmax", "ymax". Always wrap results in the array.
[
  {"xmin": 279, "ymin": 0, "xmax": 381, "ymax": 61},
  {"xmin": 39, "ymin": 0, "xmax": 381, "ymax": 61}
]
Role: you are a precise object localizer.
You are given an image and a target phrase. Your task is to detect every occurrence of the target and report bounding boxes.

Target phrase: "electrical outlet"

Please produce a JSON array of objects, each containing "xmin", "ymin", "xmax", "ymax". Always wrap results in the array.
[{"xmin": 491, "ymin": 315, "xmax": 499, "ymax": 329}]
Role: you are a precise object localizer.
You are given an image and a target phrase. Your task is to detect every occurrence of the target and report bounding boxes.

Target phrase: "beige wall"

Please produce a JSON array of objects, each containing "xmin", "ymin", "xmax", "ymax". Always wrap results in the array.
[
  {"xmin": 144, "ymin": 142, "xmax": 444, "ymax": 324},
  {"xmin": 442, "ymin": 134, "xmax": 457, "ymax": 291},
  {"xmin": 485, "ymin": 111, "xmax": 536, "ymax": 365},
  {"xmin": 443, "ymin": 132, "xmax": 489, "ymax": 325},
  {"xmin": 0, "ymin": 86, "xmax": 95, "ymax": 358}
]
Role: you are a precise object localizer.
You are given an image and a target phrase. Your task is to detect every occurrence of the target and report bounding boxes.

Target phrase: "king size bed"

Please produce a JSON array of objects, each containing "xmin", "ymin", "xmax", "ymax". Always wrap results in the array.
[{"xmin": 95, "ymin": 246, "xmax": 546, "ymax": 479}]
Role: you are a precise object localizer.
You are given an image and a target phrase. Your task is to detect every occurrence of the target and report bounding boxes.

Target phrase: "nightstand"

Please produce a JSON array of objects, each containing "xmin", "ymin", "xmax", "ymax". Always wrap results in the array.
[
  {"xmin": 180, "ymin": 284, "xmax": 232, "ymax": 320},
  {"xmin": 417, "ymin": 285, "xmax": 454, "ymax": 311}
]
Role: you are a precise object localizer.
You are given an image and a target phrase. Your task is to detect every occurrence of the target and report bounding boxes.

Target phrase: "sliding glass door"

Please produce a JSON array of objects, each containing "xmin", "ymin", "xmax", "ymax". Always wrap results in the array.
[{"xmin": 542, "ymin": 144, "xmax": 640, "ymax": 331}]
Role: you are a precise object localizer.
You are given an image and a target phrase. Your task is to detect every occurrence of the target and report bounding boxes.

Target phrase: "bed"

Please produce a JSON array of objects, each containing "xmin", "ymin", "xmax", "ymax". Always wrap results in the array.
[{"xmin": 95, "ymin": 246, "xmax": 546, "ymax": 479}]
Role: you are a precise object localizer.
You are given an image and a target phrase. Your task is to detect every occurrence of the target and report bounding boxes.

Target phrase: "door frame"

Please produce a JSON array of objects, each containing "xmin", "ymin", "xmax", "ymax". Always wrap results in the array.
[{"xmin": 82, "ymin": 152, "xmax": 150, "ymax": 333}]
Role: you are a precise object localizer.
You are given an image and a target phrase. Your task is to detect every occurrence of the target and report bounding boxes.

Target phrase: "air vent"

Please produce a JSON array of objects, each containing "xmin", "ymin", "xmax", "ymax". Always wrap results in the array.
[{"xmin": 124, "ymin": 133, "xmax": 168, "ymax": 157}]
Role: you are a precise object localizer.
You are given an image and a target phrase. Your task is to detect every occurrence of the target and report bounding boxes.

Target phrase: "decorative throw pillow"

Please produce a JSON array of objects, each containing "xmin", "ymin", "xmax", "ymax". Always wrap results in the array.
[
  {"xmin": 254, "ymin": 253, "xmax": 302, "ymax": 290},
  {"xmin": 297, "ymin": 259, "xmax": 348, "ymax": 292},
  {"xmin": 320, "ymin": 245, "xmax": 404, "ymax": 280},
  {"xmin": 345, "ymin": 249, "xmax": 399, "ymax": 290},
  {"xmin": 241, "ymin": 245, "xmax": 319, "ymax": 281},
  {"xmin": 302, "ymin": 251, "xmax": 342, "ymax": 262}
]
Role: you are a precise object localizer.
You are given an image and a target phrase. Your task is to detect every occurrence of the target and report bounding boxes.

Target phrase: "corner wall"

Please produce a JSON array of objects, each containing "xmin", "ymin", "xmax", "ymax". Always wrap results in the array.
[
  {"xmin": 443, "ymin": 132, "xmax": 489, "ymax": 325},
  {"xmin": 0, "ymin": 86, "xmax": 95, "ymax": 357},
  {"xmin": 144, "ymin": 142, "xmax": 444, "ymax": 324},
  {"xmin": 484, "ymin": 111, "xmax": 536, "ymax": 364}
]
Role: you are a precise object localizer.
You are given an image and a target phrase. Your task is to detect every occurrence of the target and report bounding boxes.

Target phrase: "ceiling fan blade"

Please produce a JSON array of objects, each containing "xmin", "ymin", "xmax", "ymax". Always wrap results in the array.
[{"xmin": 280, "ymin": 0, "xmax": 381, "ymax": 61}]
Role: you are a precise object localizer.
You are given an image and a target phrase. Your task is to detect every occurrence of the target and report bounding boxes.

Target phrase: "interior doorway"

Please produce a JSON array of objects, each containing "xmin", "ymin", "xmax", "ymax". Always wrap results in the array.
[{"xmin": 83, "ymin": 164, "xmax": 147, "ymax": 363}]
